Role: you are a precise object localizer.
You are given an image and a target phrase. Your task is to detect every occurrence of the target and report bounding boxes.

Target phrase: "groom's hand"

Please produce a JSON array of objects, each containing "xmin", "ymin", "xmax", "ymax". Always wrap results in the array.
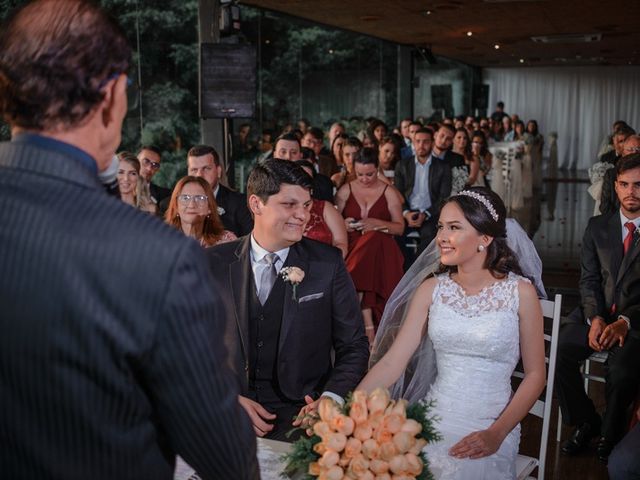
[
  {"xmin": 449, "ymin": 428, "xmax": 503, "ymax": 459},
  {"xmin": 292, "ymin": 395, "xmax": 319, "ymax": 433},
  {"xmin": 238, "ymin": 395, "xmax": 276, "ymax": 437}
]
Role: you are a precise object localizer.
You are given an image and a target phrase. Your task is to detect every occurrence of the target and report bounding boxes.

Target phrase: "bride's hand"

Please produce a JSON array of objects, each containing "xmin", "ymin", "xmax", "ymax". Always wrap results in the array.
[{"xmin": 448, "ymin": 428, "xmax": 504, "ymax": 459}]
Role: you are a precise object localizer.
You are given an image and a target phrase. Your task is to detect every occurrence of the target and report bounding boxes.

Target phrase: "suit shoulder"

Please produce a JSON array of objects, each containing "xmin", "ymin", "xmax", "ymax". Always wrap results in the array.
[
  {"xmin": 207, "ymin": 237, "xmax": 243, "ymax": 258},
  {"xmin": 298, "ymin": 237, "xmax": 342, "ymax": 262}
]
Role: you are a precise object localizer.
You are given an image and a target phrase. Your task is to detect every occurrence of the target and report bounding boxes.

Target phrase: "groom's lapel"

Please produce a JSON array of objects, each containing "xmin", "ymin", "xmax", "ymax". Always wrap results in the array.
[
  {"xmin": 229, "ymin": 236, "xmax": 252, "ymax": 364},
  {"xmin": 279, "ymin": 241, "xmax": 309, "ymax": 353}
]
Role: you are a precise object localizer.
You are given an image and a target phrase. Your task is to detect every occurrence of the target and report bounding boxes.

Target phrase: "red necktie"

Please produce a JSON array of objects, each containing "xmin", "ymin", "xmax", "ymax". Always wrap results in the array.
[
  {"xmin": 624, "ymin": 222, "xmax": 635, "ymax": 255},
  {"xmin": 611, "ymin": 222, "xmax": 636, "ymax": 314}
]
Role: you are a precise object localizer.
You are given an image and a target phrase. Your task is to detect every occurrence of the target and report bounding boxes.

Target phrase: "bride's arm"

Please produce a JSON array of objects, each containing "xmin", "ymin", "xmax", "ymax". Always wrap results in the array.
[
  {"xmin": 450, "ymin": 280, "xmax": 546, "ymax": 459},
  {"xmin": 357, "ymin": 277, "xmax": 437, "ymax": 393}
]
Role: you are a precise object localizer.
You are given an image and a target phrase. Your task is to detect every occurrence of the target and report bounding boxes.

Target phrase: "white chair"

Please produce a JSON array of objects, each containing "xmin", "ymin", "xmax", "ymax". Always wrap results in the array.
[
  {"xmin": 513, "ymin": 294, "xmax": 562, "ymax": 480},
  {"xmin": 556, "ymin": 350, "xmax": 608, "ymax": 442}
]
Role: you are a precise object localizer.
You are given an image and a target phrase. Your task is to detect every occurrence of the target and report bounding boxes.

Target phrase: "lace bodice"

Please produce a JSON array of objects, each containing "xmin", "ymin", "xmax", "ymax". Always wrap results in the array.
[{"xmin": 426, "ymin": 272, "xmax": 526, "ymax": 420}]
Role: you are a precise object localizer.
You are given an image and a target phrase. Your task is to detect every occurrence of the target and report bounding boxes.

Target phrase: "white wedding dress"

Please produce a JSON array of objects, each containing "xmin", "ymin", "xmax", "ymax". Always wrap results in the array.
[{"xmin": 422, "ymin": 272, "xmax": 523, "ymax": 480}]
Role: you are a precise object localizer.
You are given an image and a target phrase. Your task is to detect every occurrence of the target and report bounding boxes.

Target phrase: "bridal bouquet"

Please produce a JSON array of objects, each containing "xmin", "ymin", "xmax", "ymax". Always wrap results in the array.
[{"xmin": 283, "ymin": 388, "xmax": 440, "ymax": 480}]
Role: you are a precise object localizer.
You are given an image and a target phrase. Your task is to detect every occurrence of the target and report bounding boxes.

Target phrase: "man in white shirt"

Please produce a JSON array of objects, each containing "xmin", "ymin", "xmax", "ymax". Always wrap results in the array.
[{"xmin": 206, "ymin": 159, "xmax": 369, "ymax": 441}]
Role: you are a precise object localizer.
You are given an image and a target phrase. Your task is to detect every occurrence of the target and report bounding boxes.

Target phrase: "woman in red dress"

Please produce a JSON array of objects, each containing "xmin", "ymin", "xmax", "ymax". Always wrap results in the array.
[
  {"xmin": 297, "ymin": 160, "xmax": 348, "ymax": 258},
  {"xmin": 335, "ymin": 148, "xmax": 405, "ymax": 345}
]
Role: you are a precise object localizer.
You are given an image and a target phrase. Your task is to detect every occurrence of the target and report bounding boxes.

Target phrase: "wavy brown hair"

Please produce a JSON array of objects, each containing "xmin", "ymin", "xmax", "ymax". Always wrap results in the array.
[{"xmin": 165, "ymin": 176, "xmax": 225, "ymax": 247}]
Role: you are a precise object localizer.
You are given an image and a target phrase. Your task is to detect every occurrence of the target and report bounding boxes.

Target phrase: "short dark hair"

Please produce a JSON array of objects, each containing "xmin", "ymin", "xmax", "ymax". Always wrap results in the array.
[
  {"xmin": 355, "ymin": 147, "xmax": 379, "ymax": 168},
  {"xmin": 497, "ymin": 101, "xmax": 505, "ymax": 109},
  {"xmin": 344, "ymin": 136, "xmax": 363, "ymax": 150},
  {"xmin": 616, "ymin": 153, "xmax": 640, "ymax": 177},
  {"xmin": 0, "ymin": 0, "xmax": 131, "ymax": 130},
  {"xmin": 188, "ymin": 144, "xmax": 220, "ymax": 166},
  {"xmin": 615, "ymin": 125, "xmax": 636, "ymax": 139},
  {"xmin": 306, "ymin": 127, "xmax": 324, "ymax": 142},
  {"xmin": 294, "ymin": 159, "xmax": 316, "ymax": 178},
  {"xmin": 437, "ymin": 124, "xmax": 456, "ymax": 136},
  {"xmin": 274, "ymin": 132, "xmax": 301, "ymax": 150},
  {"xmin": 139, "ymin": 145, "xmax": 162, "ymax": 158},
  {"xmin": 415, "ymin": 127, "xmax": 434, "ymax": 139},
  {"xmin": 247, "ymin": 159, "xmax": 313, "ymax": 203},
  {"xmin": 409, "ymin": 121, "xmax": 423, "ymax": 129}
]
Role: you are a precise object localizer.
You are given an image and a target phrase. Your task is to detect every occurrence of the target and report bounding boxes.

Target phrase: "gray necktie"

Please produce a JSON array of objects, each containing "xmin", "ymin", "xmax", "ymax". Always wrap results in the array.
[{"xmin": 257, "ymin": 253, "xmax": 278, "ymax": 305}]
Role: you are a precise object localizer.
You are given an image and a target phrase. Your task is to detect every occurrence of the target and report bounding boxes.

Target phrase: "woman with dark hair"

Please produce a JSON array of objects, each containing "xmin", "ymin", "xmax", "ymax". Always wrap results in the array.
[
  {"xmin": 331, "ymin": 136, "xmax": 362, "ymax": 189},
  {"xmin": 452, "ymin": 128, "xmax": 479, "ymax": 192},
  {"xmin": 513, "ymin": 120, "xmax": 526, "ymax": 141},
  {"xmin": 525, "ymin": 120, "xmax": 544, "ymax": 191},
  {"xmin": 165, "ymin": 176, "xmax": 236, "ymax": 247},
  {"xmin": 367, "ymin": 119, "xmax": 388, "ymax": 146},
  {"xmin": 470, "ymin": 131, "xmax": 493, "ymax": 188},
  {"xmin": 335, "ymin": 147, "xmax": 405, "ymax": 344},
  {"xmin": 360, "ymin": 187, "xmax": 546, "ymax": 479},
  {"xmin": 116, "ymin": 152, "xmax": 156, "ymax": 214},
  {"xmin": 330, "ymin": 132, "xmax": 349, "ymax": 170},
  {"xmin": 295, "ymin": 160, "xmax": 348, "ymax": 258},
  {"xmin": 377, "ymin": 136, "xmax": 398, "ymax": 184}
]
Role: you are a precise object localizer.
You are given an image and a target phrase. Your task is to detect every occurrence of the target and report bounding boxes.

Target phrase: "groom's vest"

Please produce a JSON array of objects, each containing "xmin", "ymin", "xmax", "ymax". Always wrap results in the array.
[{"xmin": 247, "ymin": 273, "xmax": 289, "ymax": 406}]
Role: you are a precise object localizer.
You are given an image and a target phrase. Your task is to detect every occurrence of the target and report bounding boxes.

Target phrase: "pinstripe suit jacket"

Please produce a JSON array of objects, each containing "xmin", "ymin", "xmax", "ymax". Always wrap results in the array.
[{"xmin": 0, "ymin": 139, "xmax": 258, "ymax": 480}]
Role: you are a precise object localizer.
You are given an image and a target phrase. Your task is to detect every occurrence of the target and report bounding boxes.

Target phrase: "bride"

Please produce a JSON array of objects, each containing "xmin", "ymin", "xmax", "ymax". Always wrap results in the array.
[{"xmin": 357, "ymin": 187, "xmax": 546, "ymax": 479}]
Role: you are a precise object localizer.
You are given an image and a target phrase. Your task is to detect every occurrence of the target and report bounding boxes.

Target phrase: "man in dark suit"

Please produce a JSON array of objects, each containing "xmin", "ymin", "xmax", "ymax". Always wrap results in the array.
[
  {"xmin": 394, "ymin": 127, "xmax": 453, "ymax": 263},
  {"xmin": 187, "ymin": 144, "xmax": 253, "ymax": 236},
  {"xmin": 556, "ymin": 154, "xmax": 640, "ymax": 463},
  {"xmin": 137, "ymin": 145, "xmax": 172, "ymax": 204},
  {"xmin": 600, "ymin": 129, "xmax": 637, "ymax": 215},
  {"xmin": 0, "ymin": 2, "xmax": 257, "ymax": 479},
  {"xmin": 207, "ymin": 159, "xmax": 369, "ymax": 441},
  {"xmin": 302, "ymin": 126, "xmax": 340, "ymax": 178},
  {"xmin": 432, "ymin": 124, "xmax": 466, "ymax": 170}
]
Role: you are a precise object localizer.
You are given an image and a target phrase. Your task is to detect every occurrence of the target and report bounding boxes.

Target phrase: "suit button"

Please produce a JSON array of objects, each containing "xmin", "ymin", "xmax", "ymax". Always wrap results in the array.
[
  {"xmin": 257, "ymin": 341, "xmax": 264, "ymax": 348},
  {"xmin": 259, "ymin": 315, "xmax": 264, "ymax": 321}
]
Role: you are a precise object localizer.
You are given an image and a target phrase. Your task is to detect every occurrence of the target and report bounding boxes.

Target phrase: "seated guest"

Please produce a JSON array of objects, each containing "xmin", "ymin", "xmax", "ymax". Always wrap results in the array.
[
  {"xmin": 395, "ymin": 127, "xmax": 452, "ymax": 261},
  {"xmin": 378, "ymin": 136, "xmax": 399, "ymax": 184},
  {"xmin": 514, "ymin": 120, "xmax": 526, "ymax": 141},
  {"xmin": 600, "ymin": 127, "xmax": 637, "ymax": 215},
  {"xmin": 432, "ymin": 124, "xmax": 465, "ymax": 170},
  {"xmin": 296, "ymin": 160, "xmax": 348, "ymax": 258},
  {"xmin": 556, "ymin": 154, "xmax": 640, "ymax": 463},
  {"xmin": 367, "ymin": 119, "xmax": 388, "ymax": 146},
  {"xmin": 116, "ymin": 152, "xmax": 156, "ymax": 214},
  {"xmin": 187, "ymin": 144, "xmax": 253, "ymax": 236},
  {"xmin": 206, "ymin": 159, "xmax": 369, "ymax": 441},
  {"xmin": 608, "ymin": 403, "xmax": 640, "ymax": 480},
  {"xmin": 327, "ymin": 121, "xmax": 346, "ymax": 152},
  {"xmin": 165, "ymin": 176, "xmax": 236, "ymax": 247},
  {"xmin": 502, "ymin": 115, "xmax": 515, "ymax": 141},
  {"xmin": 301, "ymin": 127, "xmax": 338, "ymax": 178},
  {"xmin": 137, "ymin": 145, "xmax": 171, "ymax": 204},
  {"xmin": 331, "ymin": 136, "xmax": 362, "ymax": 189},
  {"xmin": 400, "ymin": 121, "xmax": 422, "ymax": 160},
  {"xmin": 275, "ymin": 132, "xmax": 334, "ymax": 203},
  {"xmin": 471, "ymin": 130, "xmax": 493, "ymax": 187},
  {"xmin": 336, "ymin": 148, "xmax": 405, "ymax": 345},
  {"xmin": 452, "ymin": 128, "xmax": 479, "ymax": 193},
  {"xmin": 329, "ymin": 132, "xmax": 349, "ymax": 175}
]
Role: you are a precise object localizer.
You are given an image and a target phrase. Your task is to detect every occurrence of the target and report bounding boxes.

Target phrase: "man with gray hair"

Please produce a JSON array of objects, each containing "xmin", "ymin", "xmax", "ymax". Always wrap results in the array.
[{"xmin": 0, "ymin": 1, "xmax": 257, "ymax": 478}]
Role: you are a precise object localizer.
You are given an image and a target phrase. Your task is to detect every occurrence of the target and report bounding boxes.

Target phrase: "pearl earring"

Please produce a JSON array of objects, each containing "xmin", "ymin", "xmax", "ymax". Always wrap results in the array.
[{"xmin": 477, "ymin": 245, "xmax": 485, "ymax": 252}]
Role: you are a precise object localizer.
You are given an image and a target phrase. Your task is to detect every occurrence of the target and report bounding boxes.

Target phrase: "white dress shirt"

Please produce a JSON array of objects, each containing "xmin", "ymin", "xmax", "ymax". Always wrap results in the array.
[
  {"xmin": 619, "ymin": 211, "xmax": 640, "ymax": 243},
  {"xmin": 408, "ymin": 154, "xmax": 433, "ymax": 212}
]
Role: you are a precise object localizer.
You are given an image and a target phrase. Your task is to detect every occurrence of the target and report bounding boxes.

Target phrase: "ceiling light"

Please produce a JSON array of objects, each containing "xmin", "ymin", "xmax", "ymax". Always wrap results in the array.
[
  {"xmin": 494, "ymin": 44, "xmax": 500, "ymax": 49},
  {"xmin": 519, "ymin": 58, "xmax": 525, "ymax": 63},
  {"xmin": 265, "ymin": 39, "xmax": 270, "ymax": 44},
  {"xmin": 467, "ymin": 31, "xmax": 473, "ymax": 37},
  {"xmin": 329, "ymin": 49, "xmax": 334, "ymax": 54}
]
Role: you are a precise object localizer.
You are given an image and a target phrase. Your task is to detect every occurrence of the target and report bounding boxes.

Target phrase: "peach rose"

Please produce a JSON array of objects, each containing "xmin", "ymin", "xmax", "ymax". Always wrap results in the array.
[
  {"xmin": 330, "ymin": 414, "xmax": 355, "ymax": 436},
  {"xmin": 359, "ymin": 471, "xmax": 375, "ymax": 480},
  {"xmin": 344, "ymin": 437, "xmax": 362, "ymax": 458},
  {"xmin": 392, "ymin": 431, "xmax": 415, "ymax": 454},
  {"xmin": 409, "ymin": 438, "xmax": 427, "ymax": 455},
  {"xmin": 324, "ymin": 465, "xmax": 344, "ymax": 480},
  {"xmin": 308, "ymin": 461, "xmax": 322, "ymax": 476},
  {"xmin": 318, "ymin": 397, "xmax": 340, "ymax": 423},
  {"xmin": 362, "ymin": 438, "xmax": 380, "ymax": 459},
  {"xmin": 313, "ymin": 420, "xmax": 331, "ymax": 439},
  {"xmin": 390, "ymin": 399, "xmax": 407, "ymax": 419},
  {"xmin": 379, "ymin": 441, "xmax": 398, "ymax": 461},
  {"xmin": 368, "ymin": 410, "xmax": 385, "ymax": 430},
  {"xmin": 349, "ymin": 391, "xmax": 369, "ymax": 424},
  {"xmin": 339, "ymin": 454, "xmax": 351, "ymax": 467},
  {"xmin": 383, "ymin": 414, "xmax": 404, "ymax": 434},
  {"xmin": 400, "ymin": 419, "xmax": 422, "ymax": 436},
  {"xmin": 389, "ymin": 454, "xmax": 408, "ymax": 475},
  {"xmin": 353, "ymin": 421, "xmax": 373, "ymax": 442},
  {"xmin": 374, "ymin": 427, "xmax": 393, "ymax": 445},
  {"xmin": 348, "ymin": 454, "xmax": 370, "ymax": 476},
  {"xmin": 314, "ymin": 441, "xmax": 328, "ymax": 456},
  {"xmin": 319, "ymin": 449, "xmax": 340, "ymax": 468},
  {"xmin": 284, "ymin": 266, "xmax": 305, "ymax": 284},
  {"xmin": 369, "ymin": 459, "xmax": 390, "ymax": 474},
  {"xmin": 325, "ymin": 432, "xmax": 348, "ymax": 452},
  {"xmin": 404, "ymin": 453, "xmax": 423, "ymax": 476},
  {"xmin": 374, "ymin": 474, "xmax": 391, "ymax": 480},
  {"xmin": 367, "ymin": 388, "xmax": 390, "ymax": 414}
]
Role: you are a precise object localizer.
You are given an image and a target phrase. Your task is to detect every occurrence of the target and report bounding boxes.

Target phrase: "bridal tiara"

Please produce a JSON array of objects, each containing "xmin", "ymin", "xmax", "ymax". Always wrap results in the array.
[{"xmin": 457, "ymin": 190, "xmax": 499, "ymax": 221}]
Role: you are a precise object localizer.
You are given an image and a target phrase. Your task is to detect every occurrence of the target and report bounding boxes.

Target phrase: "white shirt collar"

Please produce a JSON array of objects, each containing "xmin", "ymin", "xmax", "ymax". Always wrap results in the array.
[
  {"xmin": 213, "ymin": 183, "xmax": 220, "ymax": 197},
  {"xmin": 414, "ymin": 153, "xmax": 433, "ymax": 166},
  {"xmin": 250, "ymin": 234, "xmax": 290, "ymax": 265},
  {"xmin": 619, "ymin": 210, "xmax": 640, "ymax": 241}
]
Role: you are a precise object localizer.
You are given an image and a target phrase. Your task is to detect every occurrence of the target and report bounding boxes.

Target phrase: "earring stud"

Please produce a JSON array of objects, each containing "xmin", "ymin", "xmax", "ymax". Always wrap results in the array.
[{"xmin": 477, "ymin": 245, "xmax": 485, "ymax": 252}]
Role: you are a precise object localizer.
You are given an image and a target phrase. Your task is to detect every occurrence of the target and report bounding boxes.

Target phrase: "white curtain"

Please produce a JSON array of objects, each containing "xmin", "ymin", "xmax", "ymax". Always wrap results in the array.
[{"xmin": 483, "ymin": 66, "xmax": 640, "ymax": 169}]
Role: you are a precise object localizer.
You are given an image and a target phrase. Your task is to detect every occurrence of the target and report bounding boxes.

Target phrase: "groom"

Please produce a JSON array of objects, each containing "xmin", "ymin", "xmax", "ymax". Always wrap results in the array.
[{"xmin": 207, "ymin": 159, "xmax": 369, "ymax": 441}]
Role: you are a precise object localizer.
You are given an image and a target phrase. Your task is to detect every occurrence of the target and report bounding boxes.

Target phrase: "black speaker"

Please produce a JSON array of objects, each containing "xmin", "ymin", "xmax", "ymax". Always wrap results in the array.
[
  {"xmin": 472, "ymin": 84, "xmax": 489, "ymax": 110},
  {"xmin": 200, "ymin": 43, "xmax": 256, "ymax": 119}
]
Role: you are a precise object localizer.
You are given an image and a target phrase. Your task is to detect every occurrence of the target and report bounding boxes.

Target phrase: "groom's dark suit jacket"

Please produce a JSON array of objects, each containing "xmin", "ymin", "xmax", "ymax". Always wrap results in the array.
[
  {"xmin": 576, "ymin": 212, "xmax": 640, "ymax": 329},
  {"xmin": 207, "ymin": 236, "xmax": 369, "ymax": 401}
]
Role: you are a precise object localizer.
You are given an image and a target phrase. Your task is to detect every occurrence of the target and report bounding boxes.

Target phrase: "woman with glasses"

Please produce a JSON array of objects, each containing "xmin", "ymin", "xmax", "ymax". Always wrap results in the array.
[
  {"xmin": 165, "ymin": 176, "xmax": 236, "ymax": 247},
  {"xmin": 116, "ymin": 152, "xmax": 156, "ymax": 214}
]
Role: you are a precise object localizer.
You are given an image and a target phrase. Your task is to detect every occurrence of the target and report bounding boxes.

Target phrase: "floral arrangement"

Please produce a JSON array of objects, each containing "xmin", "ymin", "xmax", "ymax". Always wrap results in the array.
[
  {"xmin": 280, "ymin": 266, "xmax": 305, "ymax": 300},
  {"xmin": 588, "ymin": 161, "xmax": 615, "ymax": 185},
  {"xmin": 450, "ymin": 166, "xmax": 469, "ymax": 196},
  {"xmin": 283, "ymin": 388, "xmax": 440, "ymax": 480}
]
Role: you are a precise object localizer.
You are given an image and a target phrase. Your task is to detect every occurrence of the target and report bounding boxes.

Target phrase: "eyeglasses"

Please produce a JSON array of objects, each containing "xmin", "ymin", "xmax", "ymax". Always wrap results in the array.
[
  {"xmin": 177, "ymin": 194, "xmax": 208, "ymax": 205},
  {"xmin": 141, "ymin": 157, "xmax": 161, "ymax": 170}
]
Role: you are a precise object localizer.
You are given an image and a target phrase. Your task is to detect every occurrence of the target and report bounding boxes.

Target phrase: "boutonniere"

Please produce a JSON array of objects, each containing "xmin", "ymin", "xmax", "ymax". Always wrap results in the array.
[
  {"xmin": 217, "ymin": 206, "xmax": 225, "ymax": 216},
  {"xmin": 280, "ymin": 266, "xmax": 305, "ymax": 301}
]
